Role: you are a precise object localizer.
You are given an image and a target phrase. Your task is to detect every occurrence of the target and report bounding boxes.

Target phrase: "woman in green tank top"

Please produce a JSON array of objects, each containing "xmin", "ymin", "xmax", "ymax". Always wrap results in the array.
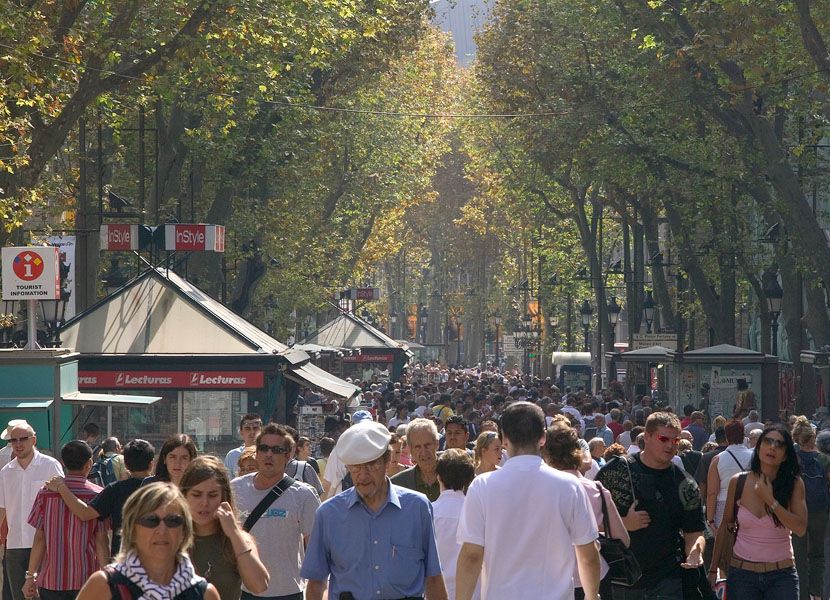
[{"xmin": 180, "ymin": 457, "xmax": 270, "ymax": 599}]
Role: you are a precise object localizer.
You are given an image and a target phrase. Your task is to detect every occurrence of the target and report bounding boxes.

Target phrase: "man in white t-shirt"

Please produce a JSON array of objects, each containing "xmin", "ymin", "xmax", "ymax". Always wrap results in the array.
[
  {"xmin": 456, "ymin": 402, "xmax": 600, "ymax": 600},
  {"xmin": 223, "ymin": 413, "xmax": 262, "ymax": 478},
  {"xmin": 0, "ymin": 420, "xmax": 63, "ymax": 600},
  {"xmin": 231, "ymin": 423, "xmax": 319, "ymax": 599}
]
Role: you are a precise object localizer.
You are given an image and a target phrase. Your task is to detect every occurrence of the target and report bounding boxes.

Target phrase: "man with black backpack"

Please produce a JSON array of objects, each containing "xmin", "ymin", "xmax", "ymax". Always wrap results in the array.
[
  {"xmin": 86, "ymin": 438, "xmax": 124, "ymax": 488},
  {"xmin": 792, "ymin": 418, "xmax": 830, "ymax": 600}
]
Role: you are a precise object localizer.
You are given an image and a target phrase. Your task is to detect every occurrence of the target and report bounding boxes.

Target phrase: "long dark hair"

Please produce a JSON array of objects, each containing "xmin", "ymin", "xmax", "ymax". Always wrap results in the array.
[
  {"xmin": 155, "ymin": 434, "xmax": 197, "ymax": 482},
  {"xmin": 749, "ymin": 424, "xmax": 800, "ymax": 527}
]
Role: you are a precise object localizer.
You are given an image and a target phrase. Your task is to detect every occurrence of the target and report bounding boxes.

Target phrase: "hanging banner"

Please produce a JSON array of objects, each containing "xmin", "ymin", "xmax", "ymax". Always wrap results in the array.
[{"xmin": 46, "ymin": 235, "xmax": 76, "ymax": 320}]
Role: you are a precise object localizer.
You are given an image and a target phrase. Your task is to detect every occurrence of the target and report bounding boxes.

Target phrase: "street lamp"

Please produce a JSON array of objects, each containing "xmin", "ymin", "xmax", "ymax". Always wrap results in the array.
[
  {"xmin": 607, "ymin": 296, "xmax": 622, "ymax": 330},
  {"xmin": 763, "ymin": 271, "xmax": 784, "ymax": 356},
  {"xmin": 580, "ymin": 300, "xmax": 593, "ymax": 353},
  {"xmin": 389, "ymin": 312, "xmax": 398, "ymax": 339},
  {"xmin": 642, "ymin": 290, "xmax": 656, "ymax": 334},
  {"xmin": 40, "ymin": 287, "xmax": 71, "ymax": 347},
  {"xmin": 419, "ymin": 304, "xmax": 428, "ymax": 344},
  {"xmin": 102, "ymin": 258, "xmax": 129, "ymax": 296},
  {"xmin": 493, "ymin": 314, "xmax": 502, "ymax": 368}
]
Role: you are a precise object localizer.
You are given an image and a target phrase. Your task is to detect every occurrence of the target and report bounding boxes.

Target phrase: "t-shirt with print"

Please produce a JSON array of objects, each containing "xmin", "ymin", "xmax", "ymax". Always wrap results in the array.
[
  {"xmin": 596, "ymin": 453, "xmax": 705, "ymax": 589},
  {"xmin": 231, "ymin": 474, "xmax": 320, "ymax": 597}
]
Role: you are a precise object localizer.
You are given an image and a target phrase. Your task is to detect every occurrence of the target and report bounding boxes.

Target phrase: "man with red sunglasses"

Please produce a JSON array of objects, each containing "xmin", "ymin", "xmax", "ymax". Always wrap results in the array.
[{"xmin": 596, "ymin": 412, "xmax": 706, "ymax": 600}]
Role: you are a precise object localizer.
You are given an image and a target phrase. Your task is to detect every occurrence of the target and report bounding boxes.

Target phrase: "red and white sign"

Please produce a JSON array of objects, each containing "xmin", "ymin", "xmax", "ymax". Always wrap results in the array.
[
  {"xmin": 100, "ymin": 224, "xmax": 139, "ymax": 251},
  {"xmin": 342, "ymin": 354, "xmax": 394, "ymax": 363},
  {"xmin": 1, "ymin": 246, "xmax": 60, "ymax": 300},
  {"xmin": 164, "ymin": 224, "xmax": 225, "ymax": 252},
  {"xmin": 78, "ymin": 370, "xmax": 264, "ymax": 389}
]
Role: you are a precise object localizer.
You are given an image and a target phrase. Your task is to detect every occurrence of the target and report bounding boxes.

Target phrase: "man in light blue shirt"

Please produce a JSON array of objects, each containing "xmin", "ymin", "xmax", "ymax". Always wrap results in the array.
[
  {"xmin": 223, "ymin": 413, "xmax": 261, "ymax": 477},
  {"xmin": 302, "ymin": 421, "xmax": 447, "ymax": 600}
]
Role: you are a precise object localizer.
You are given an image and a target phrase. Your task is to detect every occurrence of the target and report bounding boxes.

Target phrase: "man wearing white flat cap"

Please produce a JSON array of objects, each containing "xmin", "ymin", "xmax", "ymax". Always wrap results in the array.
[
  {"xmin": 302, "ymin": 421, "xmax": 447, "ymax": 600},
  {"xmin": 0, "ymin": 420, "xmax": 63, "ymax": 600}
]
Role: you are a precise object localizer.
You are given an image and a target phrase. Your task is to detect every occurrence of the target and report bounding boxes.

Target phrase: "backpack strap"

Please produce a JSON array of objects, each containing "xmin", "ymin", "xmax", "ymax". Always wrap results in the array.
[
  {"xmin": 242, "ymin": 476, "xmax": 295, "ymax": 532},
  {"xmin": 727, "ymin": 473, "xmax": 748, "ymax": 533},
  {"xmin": 104, "ymin": 566, "xmax": 142, "ymax": 600},
  {"xmin": 725, "ymin": 449, "xmax": 746, "ymax": 471}
]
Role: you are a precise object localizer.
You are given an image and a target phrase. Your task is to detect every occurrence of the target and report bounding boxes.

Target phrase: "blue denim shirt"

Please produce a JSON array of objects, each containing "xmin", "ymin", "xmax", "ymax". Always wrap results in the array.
[{"xmin": 301, "ymin": 480, "xmax": 442, "ymax": 599}]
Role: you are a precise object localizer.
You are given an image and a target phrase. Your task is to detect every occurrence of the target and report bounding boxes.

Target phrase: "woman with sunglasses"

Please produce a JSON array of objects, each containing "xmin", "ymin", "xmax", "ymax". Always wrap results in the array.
[
  {"xmin": 77, "ymin": 482, "xmax": 220, "ymax": 599},
  {"xmin": 180, "ymin": 457, "xmax": 269, "ymax": 600},
  {"xmin": 710, "ymin": 424, "xmax": 808, "ymax": 598},
  {"xmin": 143, "ymin": 434, "xmax": 198, "ymax": 487},
  {"xmin": 473, "ymin": 431, "xmax": 502, "ymax": 476}
]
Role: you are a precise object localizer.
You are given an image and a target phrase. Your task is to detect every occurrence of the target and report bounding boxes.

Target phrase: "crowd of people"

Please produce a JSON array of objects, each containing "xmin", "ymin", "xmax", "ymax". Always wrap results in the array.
[{"xmin": 0, "ymin": 363, "xmax": 829, "ymax": 600}]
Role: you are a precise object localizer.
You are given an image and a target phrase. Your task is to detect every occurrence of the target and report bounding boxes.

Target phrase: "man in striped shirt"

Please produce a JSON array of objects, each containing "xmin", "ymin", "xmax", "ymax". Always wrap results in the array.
[{"xmin": 22, "ymin": 441, "xmax": 109, "ymax": 600}]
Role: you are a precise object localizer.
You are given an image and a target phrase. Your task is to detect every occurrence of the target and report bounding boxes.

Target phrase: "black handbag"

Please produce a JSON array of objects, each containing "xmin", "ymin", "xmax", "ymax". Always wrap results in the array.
[{"xmin": 596, "ymin": 473, "xmax": 642, "ymax": 586}]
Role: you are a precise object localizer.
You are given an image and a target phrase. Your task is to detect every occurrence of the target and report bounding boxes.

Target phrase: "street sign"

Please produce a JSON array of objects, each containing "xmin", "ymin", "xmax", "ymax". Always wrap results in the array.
[
  {"xmin": 163, "ymin": 224, "xmax": 225, "ymax": 252},
  {"xmin": 100, "ymin": 224, "xmax": 140, "ymax": 250},
  {"xmin": 1, "ymin": 246, "xmax": 60, "ymax": 300},
  {"xmin": 632, "ymin": 333, "xmax": 678, "ymax": 350}
]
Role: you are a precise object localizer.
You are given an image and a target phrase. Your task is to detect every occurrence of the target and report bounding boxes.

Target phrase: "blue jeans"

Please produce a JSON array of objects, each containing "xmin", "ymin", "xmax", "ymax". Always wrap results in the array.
[
  {"xmin": 611, "ymin": 577, "xmax": 682, "ymax": 600},
  {"xmin": 726, "ymin": 566, "xmax": 799, "ymax": 600}
]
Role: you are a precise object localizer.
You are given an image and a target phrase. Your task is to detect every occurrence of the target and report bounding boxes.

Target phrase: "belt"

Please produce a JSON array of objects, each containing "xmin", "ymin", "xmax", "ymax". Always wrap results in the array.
[{"xmin": 730, "ymin": 557, "xmax": 794, "ymax": 573}]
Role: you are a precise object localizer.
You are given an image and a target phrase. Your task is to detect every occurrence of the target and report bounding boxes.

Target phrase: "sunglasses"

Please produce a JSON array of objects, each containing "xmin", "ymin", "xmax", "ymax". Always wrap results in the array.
[
  {"xmin": 761, "ymin": 437, "xmax": 787, "ymax": 449},
  {"xmin": 257, "ymin": 444, "xmax": 289, "ymax": 455},
  {"xmin": 655, "ymin": 434, "xmax": 680, "ymax": 445},
  {"xmin": 8, "ymin": 436, "xmax": 30, "ymax": 444},
  {"xmin": 137, "ymin": 514, "xmax": 185, "ymax": 529}
]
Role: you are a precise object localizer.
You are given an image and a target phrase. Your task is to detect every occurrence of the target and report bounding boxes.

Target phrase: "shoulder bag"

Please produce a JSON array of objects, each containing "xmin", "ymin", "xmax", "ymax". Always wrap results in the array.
[
  {"xmin": 596, "ymin": 461, "xmax": 642, "ymax": 587},
  {"xmin": 242, "ymin": 476, "xmax": 296, "ymax": 532},
  {"xmin": 714, "ymin": 473, "xmax": 747, "ymax": 572}
]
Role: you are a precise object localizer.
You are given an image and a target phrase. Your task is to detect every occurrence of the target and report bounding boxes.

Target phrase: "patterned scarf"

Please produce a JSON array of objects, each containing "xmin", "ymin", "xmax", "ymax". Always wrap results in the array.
[{"xmin": 113, "ymin": 551, "xmax": 204, "ymax": 599}]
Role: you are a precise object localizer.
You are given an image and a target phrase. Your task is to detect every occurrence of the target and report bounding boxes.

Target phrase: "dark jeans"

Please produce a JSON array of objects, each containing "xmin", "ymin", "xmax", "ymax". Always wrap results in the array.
[
  {"xmin": 240, "ymin": 592, "xmax": 303, "ymax": 600},
  {"xmin": 2, "ymin": 546, "xmax": 11, "ymax": 600},
  {"xmin": 611, "ymin": 577, "xmax": 682, "ymax": 600},
  {"xmin": 793, "ymin": 508, "xmax": 827, "ymax": 599},
  {"xmin": 4, "ymin": 549, "xmax": 30, "ymax": 600},
  {"xmin": 38, "ymin": 590, "xmax": 79, "ymax": 600},
  {"xmin": 726, "ymin": 566, "xmax": 799, "ymax": 600}
]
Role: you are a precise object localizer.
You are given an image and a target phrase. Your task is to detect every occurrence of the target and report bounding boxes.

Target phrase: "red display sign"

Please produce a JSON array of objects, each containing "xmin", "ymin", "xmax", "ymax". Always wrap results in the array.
[
  {"xmin": 342, "ymin": 354, "xmax": 394, "ymax": 363},
  {"xmin": 12, "ymin": 251, "xmax": 45, "ymax": 280},
  {"xmin": 78, "ymin": 370, "xmax": 264, "ymax": 389},
  {"xmin": 163, "ymin": 224, "xmax": 225, "ymax": 252},
  {"xmin": 100, "ymin": 224, "xmax": 139, "ymax": 251}
]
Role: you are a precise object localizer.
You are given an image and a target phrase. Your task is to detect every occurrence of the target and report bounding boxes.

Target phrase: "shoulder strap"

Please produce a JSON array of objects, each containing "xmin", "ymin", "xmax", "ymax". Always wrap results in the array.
[
  {"xmin": 594, "ymin": 481, "xmax": 613, "ymax": 538},
  {"xmin": 242, "ymin": 476, "xmax": 296, "ymax": 532},
  {"xmin": 104, "ymin": 566, "xmax": 142, "ymax": 599},
  {"xmin": 729, "ymin": 473, "xmax": 748, "ymax": 528},
  {"xmin": 726, "ymin": 449, "xmax": 746, "ymax": 471}
]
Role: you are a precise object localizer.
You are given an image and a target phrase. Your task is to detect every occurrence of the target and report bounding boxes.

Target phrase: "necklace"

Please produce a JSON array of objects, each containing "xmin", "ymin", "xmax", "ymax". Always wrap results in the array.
[{"xmin": 195, "ymin": 533, "xmax": 222, "ymax": 582}]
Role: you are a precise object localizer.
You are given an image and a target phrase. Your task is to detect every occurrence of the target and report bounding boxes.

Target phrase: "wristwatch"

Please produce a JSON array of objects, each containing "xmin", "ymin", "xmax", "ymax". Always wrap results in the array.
[
  {"xmin": 770, "ymin": 500, "xmax": 780, "ymax": 512},
  {"xmin": 24, "ymin": 571, "xmax": 36, "ymax": 580}
]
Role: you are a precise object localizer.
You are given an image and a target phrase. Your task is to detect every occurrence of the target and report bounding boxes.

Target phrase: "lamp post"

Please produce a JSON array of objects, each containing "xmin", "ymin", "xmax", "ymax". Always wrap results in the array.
[
  {"xmin": 40, "ymin": 287, "xmax": 71, "ymax": 347},
  {"xmin": 419, "ymin": 304, "xmax": 428, "ymax": 345},
  {"xmin": 607, "ymin": 296, "xmax": 622, "ymax": 383},
  {"xmin": 642, "ymin": 290, "xmax": 656, "ymax": 334},
  {"xmin": 763, "ymin": 272, "xmax": 783, "ymax": 356},
  {"xmin": 580, "ymin": 300, "xmax": 593, "ymax": 353},
  {"xmin": 389, "ymin": 312, "xmax": 398, "ymax": 339},
  {"xmin": 493, "ymin": 314, "xmax": 502, "ymax": 369}
]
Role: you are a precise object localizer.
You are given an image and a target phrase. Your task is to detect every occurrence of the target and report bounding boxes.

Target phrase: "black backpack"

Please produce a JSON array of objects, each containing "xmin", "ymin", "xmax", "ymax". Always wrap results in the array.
[
  {"xmin": 88, "ymin": 455, "xmax": 118, "ymax": 487},
  {"xmin": 104, "ymin": 566, "xmax": 207, "ymax": 599},
  {"xmin": 797, "ymin": 450, "xmax": 830, "ymax": 511}
]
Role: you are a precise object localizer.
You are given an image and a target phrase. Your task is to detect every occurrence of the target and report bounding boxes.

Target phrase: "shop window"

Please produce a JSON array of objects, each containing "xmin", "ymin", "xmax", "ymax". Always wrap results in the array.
[
  {"xmin": 183, "ymin": 390, "xmax": 248, "ymax": 456},
  {"xmin": 111, "ymin": 391, "xmax": 180, "ymax": 451}
]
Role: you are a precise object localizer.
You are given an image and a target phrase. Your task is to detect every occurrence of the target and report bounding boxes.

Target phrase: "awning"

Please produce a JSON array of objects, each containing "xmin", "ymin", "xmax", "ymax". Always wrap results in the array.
[
  {"xmin": 0, "ymin": 398, "xmax": 54, "ymax": 410},
  {"xmin": 61, "ymin": 392, "xmax": 162, "ymax": 407},
  {"xmin": 286, "ymin": 363, "xmax": 360, "ymax": 399}
]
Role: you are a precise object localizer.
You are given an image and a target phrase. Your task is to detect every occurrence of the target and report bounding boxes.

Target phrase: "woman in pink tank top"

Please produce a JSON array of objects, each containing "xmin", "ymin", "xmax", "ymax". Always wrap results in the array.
[{"xmin": 710, "ymin": 424, "xmax": 807, "ymax": 599}]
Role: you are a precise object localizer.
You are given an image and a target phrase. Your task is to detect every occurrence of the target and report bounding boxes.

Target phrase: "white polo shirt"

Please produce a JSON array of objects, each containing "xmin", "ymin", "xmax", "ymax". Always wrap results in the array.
[
  {"xmin": 457, "ymin": 455, "xmax": 598, "ymax": 600},
  {"xmin": 0, "ymin": 450, "xmax": 64, "ymax": 548}
]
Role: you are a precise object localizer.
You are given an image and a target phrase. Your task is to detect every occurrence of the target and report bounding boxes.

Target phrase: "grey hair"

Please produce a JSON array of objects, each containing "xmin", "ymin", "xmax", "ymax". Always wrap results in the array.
[
  {"xmin": 406, "ymin": 418, "xmax": 440, "ymax": 441},
  {"xmin": 816, "ymin": 430, "xmax": 830, "ymax": 455}
]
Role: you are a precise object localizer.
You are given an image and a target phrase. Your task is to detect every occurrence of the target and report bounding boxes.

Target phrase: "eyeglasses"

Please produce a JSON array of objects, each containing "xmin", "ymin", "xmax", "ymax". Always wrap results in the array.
[
  {"xmin": 761, "ymin": 437, "xmax": 787, "ymax": 449},
  {"xmin": 257, "ymin": 444, "xmax": 289, "ymax": 455},
  {"xmin": 346, "ymin": 457, "xmax": 386, "ymax": 473},
  {"xmin": 8, "ymin": 436, "xmax": 30, "ymax": 444},
  {"xmin": 136, "ymin": 514, "xmax": 185, "ymax": 529},
  {"xmin": 655, "ymin": 434, "xmax": 681, "ymax": 445}
]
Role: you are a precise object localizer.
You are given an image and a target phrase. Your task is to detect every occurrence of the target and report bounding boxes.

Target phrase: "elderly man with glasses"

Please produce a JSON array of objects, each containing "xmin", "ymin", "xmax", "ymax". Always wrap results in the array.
[
  {"xmin": 0, "ymin": 420, "xmax": 63, "ymax": 600},
  {"xmin": 302, "ymin": 420, "xmax": 448, "ymax": 600},
  {"xmin": 231, "ymin": 423, "xmax": 320, "ymax": 600}
]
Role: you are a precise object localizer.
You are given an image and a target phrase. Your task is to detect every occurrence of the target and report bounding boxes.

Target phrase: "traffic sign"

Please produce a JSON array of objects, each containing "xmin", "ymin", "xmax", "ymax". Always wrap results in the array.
[
  {"xmin": 1, "ymin": 246, "xmax": 61, "ymax": 300},
  {"xmin": 632, "ymin": 333, "xmax": 678, "ymax": 350}
]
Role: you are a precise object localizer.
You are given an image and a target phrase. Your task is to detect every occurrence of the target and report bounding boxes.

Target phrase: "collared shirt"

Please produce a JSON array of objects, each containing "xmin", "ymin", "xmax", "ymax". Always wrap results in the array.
[
  {"xmin": 301, "ymin": 480, "xmax": 442, "ymax": 599},
  {"xmin": 390, "ymin": 465, "xmax": 440, "ymax": 502},
  {"xmin": 27, "ymin": 475, "xmax": 105, "ymax": 591},
  {"xmin": 457, "ymin": 455, "xmax": 597, "ymax": 600},
  {"xmin": 0, "ymin": 450, "xmax": 64, "ymax": 548},
  {"xmin": 224, "ymin": 445, "xmax": 245, "ymax": 479}
]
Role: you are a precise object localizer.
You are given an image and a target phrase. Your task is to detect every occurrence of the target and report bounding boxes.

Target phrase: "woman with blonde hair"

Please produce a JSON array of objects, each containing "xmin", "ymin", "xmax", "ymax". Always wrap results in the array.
[
  {"xmin": 473, "ymin": 431, "xmax": 502, "ymax": 476},
  {"xmin": 236, "ymin": 446, "xmax": 258, "ymax": 477},
  {"xmin": 180, "ymin": 456, "xmax": 268, "ymax": 599},
  {"xmin": 77, "ymin": 482, "xmax": 220, "ymax": 599}
]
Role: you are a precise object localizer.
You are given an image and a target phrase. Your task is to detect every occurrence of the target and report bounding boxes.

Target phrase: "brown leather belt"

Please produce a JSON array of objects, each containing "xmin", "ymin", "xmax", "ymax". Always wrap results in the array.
[{"xmin": 730, "ymin": 557, "xmax": 794, "ymax": 573}]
